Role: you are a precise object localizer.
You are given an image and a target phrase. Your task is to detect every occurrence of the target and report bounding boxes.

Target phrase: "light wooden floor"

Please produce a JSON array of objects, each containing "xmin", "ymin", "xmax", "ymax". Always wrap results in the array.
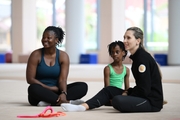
[{"xmin": 0, "ymin": 63, "xmax": 180, "ymax": 120}]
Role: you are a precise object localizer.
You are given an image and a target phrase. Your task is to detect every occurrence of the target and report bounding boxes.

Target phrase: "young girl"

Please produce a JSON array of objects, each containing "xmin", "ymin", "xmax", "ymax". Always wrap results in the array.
[
  {"xmin": 104, "ymin": 41, "xmax": 130, "ymax": 106},
  {"xmin": 104, "ymin": 41, "xmax": 129, "ymax": 90},
  {"xmin": 61, "ymin": 41, "xmax": 130, "ymax": 111}
]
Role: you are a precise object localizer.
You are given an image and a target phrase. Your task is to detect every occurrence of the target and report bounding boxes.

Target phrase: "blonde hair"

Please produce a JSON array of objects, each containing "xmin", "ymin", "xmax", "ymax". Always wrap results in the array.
[{"xmin": 126, "ymin": 27, "xmax": 144, "ymax": 49}]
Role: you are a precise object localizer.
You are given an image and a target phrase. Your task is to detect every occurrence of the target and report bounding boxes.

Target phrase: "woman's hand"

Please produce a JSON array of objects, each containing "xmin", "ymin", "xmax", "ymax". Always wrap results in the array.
[
  {"xmin": 49, "ymin": 86, "xmax": 59, "ymax": 92},
  {"xmin": 56, "ymin": 93, "xmax": 68, "ymax": 105}
]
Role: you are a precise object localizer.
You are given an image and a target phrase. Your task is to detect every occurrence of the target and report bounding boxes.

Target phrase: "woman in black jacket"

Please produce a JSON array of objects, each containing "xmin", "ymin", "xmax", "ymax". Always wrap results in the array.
[{"xmin": 111, "ymin": 27, "xmax": 164, "ymax": 112}]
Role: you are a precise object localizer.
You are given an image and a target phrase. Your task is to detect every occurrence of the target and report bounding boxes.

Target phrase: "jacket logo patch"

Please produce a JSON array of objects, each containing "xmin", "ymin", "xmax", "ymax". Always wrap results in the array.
[{"xmin": 138, "ymin": 64, "xmax": 146, "ymax": 73}]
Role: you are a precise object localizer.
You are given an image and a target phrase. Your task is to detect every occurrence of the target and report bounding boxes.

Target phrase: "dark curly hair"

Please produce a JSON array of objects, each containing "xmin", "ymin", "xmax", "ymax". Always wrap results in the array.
[
  {"xmin": 43, "ymin": 26, "xmax": 65, "ymax": 46},
  {"xmin": 108, "ymin": 41, "xmax": 127, "ymax": 60}
]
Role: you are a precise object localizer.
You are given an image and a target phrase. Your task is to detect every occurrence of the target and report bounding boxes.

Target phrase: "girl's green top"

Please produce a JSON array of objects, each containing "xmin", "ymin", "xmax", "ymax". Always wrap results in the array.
[{"xmin": 108, "ymin": 64, "xmax": 126, "ymax": 89}]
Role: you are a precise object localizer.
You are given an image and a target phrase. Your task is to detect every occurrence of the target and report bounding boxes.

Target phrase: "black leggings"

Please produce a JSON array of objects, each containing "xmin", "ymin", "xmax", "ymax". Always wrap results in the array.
[
  {"xmin": 86, "ymin": 86, "xmax": 123, "ymax": 109},
  {"xmin": 112, "ymin": 95, "xmax": 153, "ymax": 112},
  {"xmin": 86, "ymin": 86, "xmax": 154, "ymax": 112},
  {"xmin": 28, "ymin": 82, "xmax": 88, "ymax": 106}
]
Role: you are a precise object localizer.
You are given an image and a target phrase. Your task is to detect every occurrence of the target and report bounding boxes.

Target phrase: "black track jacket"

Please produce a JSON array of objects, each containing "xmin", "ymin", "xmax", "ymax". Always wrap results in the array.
[{"xmin": 128, "ymin": 47, "xmax": 163, "ymax": 111}]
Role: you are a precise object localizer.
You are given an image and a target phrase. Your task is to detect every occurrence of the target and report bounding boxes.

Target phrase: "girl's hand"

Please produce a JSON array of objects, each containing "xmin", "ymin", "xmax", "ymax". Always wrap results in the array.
[
  {"xmin": 122, "ymin": 91, "xmax": 128, "ymax": 96},
  {"xmin": 122, "ymin": 92, "xmax": 127, "ymax": 96}
]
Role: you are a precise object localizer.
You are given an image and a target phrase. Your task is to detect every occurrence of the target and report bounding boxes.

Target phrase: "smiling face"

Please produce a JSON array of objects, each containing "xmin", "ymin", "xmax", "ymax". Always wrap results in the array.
[
  {"xmin": 41, "ymin": 30, "xmax": 58, "ymax": 48},
  {"xmin": 123, "ymin": 30, "xmax": 141, "ymax": 55}
]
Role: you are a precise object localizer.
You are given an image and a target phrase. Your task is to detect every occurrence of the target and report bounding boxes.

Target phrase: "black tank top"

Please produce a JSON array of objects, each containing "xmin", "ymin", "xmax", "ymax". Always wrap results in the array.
[{"xmin": 35, "ymin": 48, "xmax": 60, "ymax": 86}]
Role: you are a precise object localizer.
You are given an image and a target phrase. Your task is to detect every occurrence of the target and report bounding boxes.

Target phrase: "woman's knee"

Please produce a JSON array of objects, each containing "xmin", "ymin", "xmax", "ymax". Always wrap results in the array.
[
  {"xmin": 81, "ymin": 82, "xmax": 88, "ymax": 95},
  {"xmin": 78, "ymin": 82, "xmax": 88, "ymax": 93},
  {"xmin": 82, "ymin": 82, "xmax": 88, "ymax": 90},
  {"xmin": 28, "ymin": 84, "xmax": 42, "ymax": 94},
  {"xmin": 112, "ymin": 95, "xmax": 125, "ymax": 112},
  {"xmin": 72, "ymin": 82, "xmax": 88, "ymax": 96}
]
